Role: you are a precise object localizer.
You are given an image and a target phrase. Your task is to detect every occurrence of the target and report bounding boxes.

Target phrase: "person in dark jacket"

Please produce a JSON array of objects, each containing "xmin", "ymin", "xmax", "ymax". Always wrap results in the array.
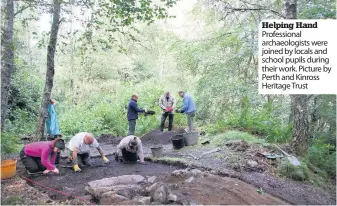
[{"xmin": 127, "ymin": 93, "xmax": 147, "ymax": 135}]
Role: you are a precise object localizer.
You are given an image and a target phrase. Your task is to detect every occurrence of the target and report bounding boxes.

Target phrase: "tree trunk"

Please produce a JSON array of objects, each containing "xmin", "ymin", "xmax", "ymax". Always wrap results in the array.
[
  {"xmin": 1, "ymin": 0, "xmax": 15, "ymax": 131},
  {"xmin": 290, "ymin": 95, "xmax": 309, "ymax": 155},
  {"xmin": 284, "ymin": 0, "xmax": 309, "ymax": 155},
  {"xmin": 35, "ymin": 0, "xmax": 61, "ymax": 141}
]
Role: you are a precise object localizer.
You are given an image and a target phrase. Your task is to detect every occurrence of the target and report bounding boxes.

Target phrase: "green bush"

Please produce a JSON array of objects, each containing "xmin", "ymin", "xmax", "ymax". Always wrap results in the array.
[
  {"xmin": 308, "ymin": 140, "xmax": 336, "ymax": 178},
  {"xmin": 1, "ymin": 132, "xmax": 23, "ymax": 154},
  {"xmin": 277, "ymin": 160, "xmax": 310, "ymax": 181}
]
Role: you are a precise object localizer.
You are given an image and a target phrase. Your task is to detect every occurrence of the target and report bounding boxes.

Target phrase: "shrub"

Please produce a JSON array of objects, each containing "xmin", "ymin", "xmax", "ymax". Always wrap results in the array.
[
  {"xmin": 277, "ymin": 160, "xmax": 310, "ymax": 181},
  {"xmin": 1, "ymin": 132, "xmax": 23, "ymax": 154}
]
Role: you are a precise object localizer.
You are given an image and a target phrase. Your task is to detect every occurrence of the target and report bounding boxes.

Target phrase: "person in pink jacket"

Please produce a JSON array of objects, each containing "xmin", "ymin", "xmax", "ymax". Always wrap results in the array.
[{"xmin": 20, "ymin": 138, "xmax": 65, "ymax": 174}]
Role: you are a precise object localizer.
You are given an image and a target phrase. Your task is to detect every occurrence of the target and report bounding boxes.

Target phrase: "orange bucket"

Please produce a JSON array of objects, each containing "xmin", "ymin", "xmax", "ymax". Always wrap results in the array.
[{"xmin": 1, "ymin": 159, "xmax": 17, "ymax": 180}]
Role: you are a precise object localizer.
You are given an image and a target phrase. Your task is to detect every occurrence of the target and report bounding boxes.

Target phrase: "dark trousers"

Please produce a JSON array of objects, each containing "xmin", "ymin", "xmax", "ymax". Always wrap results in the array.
[
  {"xmin": 20, "ymin": 148, "xmax": 46, "ymax": 173},
  {"xmin": 128, "ymin": 119, "xmax": 136, "ymax": 135},
  {"xmin": 78, "ymin": 153, "xmax": 91, "ymax": 166},
  {"xmin": 160, "ymin": 112, "xmax": 174, "ymax": 131},
  {"xmin": 122, "ymin": 148, "xmax": 138, "ymax": 162}
]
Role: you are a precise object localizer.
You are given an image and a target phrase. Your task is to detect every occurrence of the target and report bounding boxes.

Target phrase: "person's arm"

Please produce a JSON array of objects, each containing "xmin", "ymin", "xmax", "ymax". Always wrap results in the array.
[
  {"xmin": 50, "ymin": 152, "xmax": 57, "ymax": 165},
  {"xmin": 136, "ymin": 139, "xmax": 144, "ymax": 163},
  {"xmin": 159, "ymin": 96, "xmax": 166, "ymax": 110},
  {"xmin": 41, "ymin": 148, "xmax": 56, "ymax": 170},
  {"xmin": 72, "ymin": 147, "xmax": 79, "ymax": 165},
  {"xmin": 180, "ymin": 96, "xmax": 189, "ymax": 112},
  {"xmin": 130, "ymin": 101, "xmax": 145, "ymax": 113}
]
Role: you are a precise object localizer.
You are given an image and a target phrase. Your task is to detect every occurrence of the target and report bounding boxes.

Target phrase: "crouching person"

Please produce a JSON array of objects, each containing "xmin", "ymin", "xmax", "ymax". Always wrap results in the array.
[
  {"xmin": 20, "ymin": 138, "xmax": 65, "ymax": 175},
  {"xmin": 67, "ymin": 132, "xmax": 110, "ymax": 172},
  {"xmin": 115, "ymin": 136, "xmax": 145, "ymax": 164}
]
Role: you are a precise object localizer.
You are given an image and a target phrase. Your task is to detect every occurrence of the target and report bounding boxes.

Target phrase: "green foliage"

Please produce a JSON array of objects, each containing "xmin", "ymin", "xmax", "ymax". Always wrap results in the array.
[
  {"xmin": 277, "ymin": 160, "xmax": 310, "ymax": 181},
  {"xmin": 208, "ymin": 130, "xmax": 265, "ymax": 147},
  {"xmin": 5, "ymin": 58, "xmax": 43, "ymax": 135},
  {"xmin": 307, "ymin": 139, "xmax": 336, "ymax": 178},
  {"xmin": 2, "ymin": 196, "xmax": 24, "ymax": 205},
  {"xmin": 1, "ymin": 132, "xmax": 23, "ymax": 154}
]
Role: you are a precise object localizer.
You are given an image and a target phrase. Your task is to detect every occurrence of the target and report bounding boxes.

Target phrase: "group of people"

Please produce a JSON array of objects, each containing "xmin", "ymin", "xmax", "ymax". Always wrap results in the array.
[
  {"xmin": 20, "ymin": 90, "xmax": 196, "ymax": 175},
  {"xmin": 127, "ymin": 90, "xmax": 196, "ymax": 135},
  {"xmin": 20, "ymin": 132, "xmax": 145, "ymax": 174}
]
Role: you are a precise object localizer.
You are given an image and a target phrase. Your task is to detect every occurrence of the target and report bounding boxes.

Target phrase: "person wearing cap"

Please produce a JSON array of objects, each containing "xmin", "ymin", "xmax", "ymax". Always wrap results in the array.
[
  {"xmin": 20, "ymin": 138, "xmax": 65, "ymax": 174},
  {"xmin": 67, "ymin": 132, "xmax": 110, "ymax": 172},
  {"xmin": 158, "ymin": 91, "xmax": 176, "ymax": 132},
  {"xmin": 115, "ymin": 136, "xmax": 145, "ymax": 164},
  {"xmin": 127, "ymin": 93, "xmax": 147, "ymax": 135},
  {"xmin": 176, "ymin": 91, "xmax": 197, "ymax": 132}
]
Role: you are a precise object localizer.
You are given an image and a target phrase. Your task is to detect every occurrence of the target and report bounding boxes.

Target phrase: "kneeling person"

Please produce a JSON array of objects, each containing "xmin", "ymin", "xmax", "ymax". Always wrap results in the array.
[
  {"xmin": 20, "ymin": 138, "xmax": 65, "ymax": 174},
  {"xmin": 116, "ymin": 136, "xmax": 145, "ymax": 164},
  {"xmin": 67, "ymin": 132, "xmax": 110, "ymax": 172}
]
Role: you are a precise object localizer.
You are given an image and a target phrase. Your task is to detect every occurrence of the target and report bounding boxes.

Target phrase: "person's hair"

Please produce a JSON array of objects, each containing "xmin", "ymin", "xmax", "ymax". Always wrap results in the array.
[
  {"xmin": 132, "ymin": 93, "xmax": 138, "ymax": 98},
  {"xmin": 52, "ymin": 138, "xmax": 65, "ymax": 150},
  {"xmin": 178, "ymin": 91, "xmax": 184, "ymax": 93}
]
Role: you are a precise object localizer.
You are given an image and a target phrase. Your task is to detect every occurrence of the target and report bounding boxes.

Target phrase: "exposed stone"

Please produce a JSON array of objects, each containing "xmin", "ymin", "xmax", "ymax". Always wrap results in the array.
[
  {"xmin": 146, "ymin": 182, "xmax": 164, "ymax": 194},
  {"xmin": 185, "ymin": 176, "xmax": 194, "ymax": 183},
  {"xmin": 148, "ymin": 176, "xmax": 157, "ymax": 184},
  {"xmin": 172, "ymin": 169, "xmax": 188, "ymax": 177},
  {"xmin": 153, "ymin": 185, "xmax": 168, "ymax": 203},
  {"xmin": 85, "ymin": 186, "xmax": 111, "ymax": 198},
  {"xmin": 247, "ymin": 160, "xmax": 258, "ymax": 168},
  {"xmin": 133, "ymin": 196, "xmax": 152, "ymax": 205},
  {"xmin": 118, "ymin": 200, "xmax": 143, "ymax": 205},
  {"xmin": 189, "ymin": 169, "xmax": 203, "ymax": 177},
  {"xmin": 88, "ymin": 175, "xmax": 145, "ymax": 188},
  {"xmin": 168, "ymin": 193, "xmax": 177, "ymax": 202},
  {"xmin": 100, "ymin": 191, "xmax": 128, "ymax": 205},
  {"xmin": 80, "ymin": 195, "xmax": 93, "ymax": 202},
  {"xmin": 113, "ymin": 184, "xmax": 145, "ymax": 199}
]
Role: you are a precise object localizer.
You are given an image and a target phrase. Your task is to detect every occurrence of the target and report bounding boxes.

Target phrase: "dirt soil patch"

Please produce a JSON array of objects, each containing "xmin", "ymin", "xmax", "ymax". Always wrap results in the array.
[
  {"xmin": 19, "ymin": 157, "xmax": 182, "ymax": 202},
  {"xmin": 96, "ymin": 134, "xmax": 123, "ymax": 145},
  {"xmin": 141, "ymin": 130, "xmax": 176, "ymax": 145}
]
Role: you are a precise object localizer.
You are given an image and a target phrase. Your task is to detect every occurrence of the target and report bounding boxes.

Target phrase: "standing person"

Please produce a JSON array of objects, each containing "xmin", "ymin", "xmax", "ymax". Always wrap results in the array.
[
  {"xmin": 67, "ymin": 132, "xmax": 110, "ymax": 172},
  {"xmin": 158, "ymin": 91, "xmax": 176, "ymax": 132},
  {"xmin": 20, "ymin": 138, "xmax": 65, "ymax": 174},
  {"xmin": 46, "ymin": 99, "xmax": 61, "ymax": 139},
  {"xmin": 115, "ymin": 135, "xmax": 145, "ymax": 164},
  {"xmin": 127, "ymin": 93, "xmax": 147, "ymax": 135},
  {"xmin": 46, "ymin": 99, "xmax": 62, "ymax": 164},
  {"xmin": 176, "ymin": 91, "xmax": 196, "ymax": 132}
]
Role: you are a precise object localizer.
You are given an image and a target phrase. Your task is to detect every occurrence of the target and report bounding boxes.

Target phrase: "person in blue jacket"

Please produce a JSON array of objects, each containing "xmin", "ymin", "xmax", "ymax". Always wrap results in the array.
[
  {"xmin": 46, "ymin": 99, "xmax": 62, "ymax": 164},
  {"xmin": 127, "ymin": 93, "xmax": 147, "ymax": 135},
  {"xmin": 176, "ymin": 91, "xmax": 196, "ymax": 132},
  {"xmin": 46, "ymin": 99, "xmax": 61, "ymax": 139}
]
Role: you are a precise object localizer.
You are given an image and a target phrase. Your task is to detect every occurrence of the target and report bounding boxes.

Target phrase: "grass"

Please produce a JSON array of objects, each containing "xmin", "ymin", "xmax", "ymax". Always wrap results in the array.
[{"xmin": 206, "ymin": 130, "xmax": 266, "ymax": 146}]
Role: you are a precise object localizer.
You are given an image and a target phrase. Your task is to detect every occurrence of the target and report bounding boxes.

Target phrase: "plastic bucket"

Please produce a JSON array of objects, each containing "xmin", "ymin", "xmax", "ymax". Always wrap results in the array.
[
  {"xmin": 183, "ymin": 132, "xmax": 200, "ymax": 146},
  {"xmin": 171, "ymin": 135, "xmax": 185, "ymax": 150},
  {"xmin": 1, "ymin": 159, "xmax": 17, "ymax": 180},
  {"xmin": 151, "ymin": 145, "xmax": 164, "ymax": 158}
]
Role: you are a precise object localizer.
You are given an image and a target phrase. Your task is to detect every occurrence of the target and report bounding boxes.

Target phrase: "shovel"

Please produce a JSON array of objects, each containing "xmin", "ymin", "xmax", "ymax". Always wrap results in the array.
[{"xmin": 274, "ymin": 145, "xmax": 301, "ymax": 166}]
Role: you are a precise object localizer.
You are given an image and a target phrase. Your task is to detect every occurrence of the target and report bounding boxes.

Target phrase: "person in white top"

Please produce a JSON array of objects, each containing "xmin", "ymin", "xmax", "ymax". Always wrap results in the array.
[
  {"xmin": 115, "ymin": 135, "xmax": 145, "ymax": 164},
  {"xmin": 67, "ymin": 132, "xmax": 110, "ymax": 172}
]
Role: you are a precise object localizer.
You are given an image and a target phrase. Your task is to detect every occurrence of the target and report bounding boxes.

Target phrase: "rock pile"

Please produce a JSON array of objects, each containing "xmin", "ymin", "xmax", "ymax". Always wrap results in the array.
[{"xmin": 85, "ymin": 168, "xmax": 210, "ymax": 204}]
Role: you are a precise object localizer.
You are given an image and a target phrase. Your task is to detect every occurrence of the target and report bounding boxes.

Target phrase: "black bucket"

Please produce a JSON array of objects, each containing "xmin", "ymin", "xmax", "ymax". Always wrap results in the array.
[{"xmin": 171, "ymin": 134, "xmax": 185, "ymax": 150}]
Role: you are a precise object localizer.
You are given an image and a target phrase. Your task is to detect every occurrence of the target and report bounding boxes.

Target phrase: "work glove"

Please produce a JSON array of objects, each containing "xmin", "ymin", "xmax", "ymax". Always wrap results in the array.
[
  {"xmin": 175, "ymin": 109, "xmax": 182, "ymax": 113},
  {"xmin": 164, "ymin": 107, "xmax": 169, "ymax": 112},
  {"xmin": 52, "ymin": 168, "xmax": 60, "ymax": 174},
  {"xmin": 168, "ymin": 108, "xmax": 174, "ymax": 112},
  {"xmin": 103, "ymin": 156, "xmax": 110, "ymax": 164},
  {"xmin": 144, "ymin": 108, "xmax": 148, "ymax": 113},
  {"xmin": 73, "ymin": 164, "xmax": 81, "ymax": 172}
]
